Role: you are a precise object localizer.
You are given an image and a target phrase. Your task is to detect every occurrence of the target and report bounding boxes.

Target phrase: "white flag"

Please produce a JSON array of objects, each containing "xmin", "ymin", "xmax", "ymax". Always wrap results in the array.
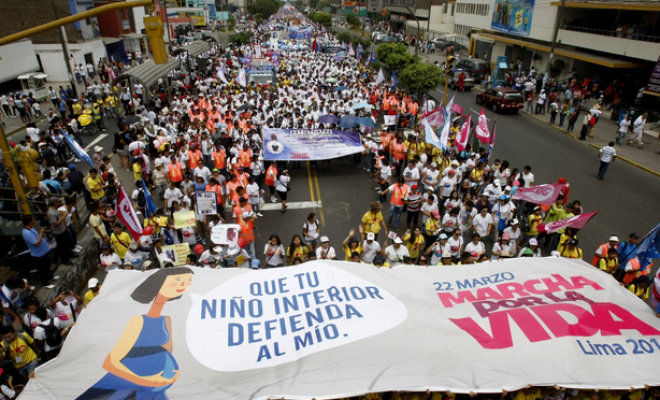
[
  {"xmin": 237, "ymin": 67, "xmax": 247, "ymax": 87},
  {"xmin": 439, "ymin": 112, "xmax": 451, "ymax": 150},
  {"xmin": 375, "ymin": 68, "xmax": 385, "ymax": 86},
  {"xmin": 218, "ymin": 70, "xmax": 228, "ymax": 84}
]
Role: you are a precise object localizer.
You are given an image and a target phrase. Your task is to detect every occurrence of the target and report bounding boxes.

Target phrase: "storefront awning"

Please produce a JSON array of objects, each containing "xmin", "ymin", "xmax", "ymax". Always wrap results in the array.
[
  {"xmin": 113, "ymin": 57, "xmax": 181, "ymax": 90},
  {"xmin": 480, "ymin": 32, "xmax": 650, "ymax": 68},
  {"xmin": 172, "ymin": 40, "xmax": 211, "ymax": 57}
]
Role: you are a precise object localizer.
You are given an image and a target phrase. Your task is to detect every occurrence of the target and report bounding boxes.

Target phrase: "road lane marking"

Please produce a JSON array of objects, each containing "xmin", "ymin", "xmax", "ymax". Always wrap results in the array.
[
  {"xmin": 312, "ymin": 165, "xmax": 325, "ymax": 226},
  {"xmin": 84, "ymin": 134, "xmax": 108, "ymax": 151},
  {"xmin": 261, "ymin": 201, "xmax": 323, "ymax": 211}
]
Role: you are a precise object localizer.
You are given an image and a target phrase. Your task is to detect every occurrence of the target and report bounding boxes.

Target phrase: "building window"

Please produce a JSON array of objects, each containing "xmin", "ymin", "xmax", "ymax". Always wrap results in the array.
[
  {"xmin": 454, "ymin": 24, "xmax": 472, "ymax": 36},
  {"xmin": 455, "ymin": 3, "xmax": 489, "ymax": 16}
]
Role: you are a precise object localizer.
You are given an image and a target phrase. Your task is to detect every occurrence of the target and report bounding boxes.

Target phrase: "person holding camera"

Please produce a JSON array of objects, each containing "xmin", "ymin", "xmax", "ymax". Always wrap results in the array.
[{"xmin": 274, "ymin": 169, "xmax": 291, "ymax": 214}]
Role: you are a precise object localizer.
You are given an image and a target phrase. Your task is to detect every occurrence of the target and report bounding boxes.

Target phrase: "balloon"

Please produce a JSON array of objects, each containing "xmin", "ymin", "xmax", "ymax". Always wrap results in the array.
[
  {"xmin": 420, "ymin": 153, "xmax": 428, "ymax": 165},
  {"xmin": 510, "ymin": 186, "xmax": 518, "ymax": 196},
  {"xmin": 194, "ymin": 244, "xmax": 204, "ymax": 255},
  {"xmin": 143, "ymin": 225, "xmax": 154, "ymax": 235},
  {"xmin": 237, "ymin": 237, "xmax": 246, "ymax": 248},
  {"xmin": 512, "ymin": 181, "xmax": 521, "ymax": 187}
]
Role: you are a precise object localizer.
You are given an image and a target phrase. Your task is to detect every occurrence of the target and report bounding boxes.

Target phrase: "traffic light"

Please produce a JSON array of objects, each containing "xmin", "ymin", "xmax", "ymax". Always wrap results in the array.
[
  {"xmin": 144, "ymin": 16, "xmax": 168, "ymax": 64},
  {"xmin": 446, "ymin": 55, "xmax": 455, "ymax": 72}
]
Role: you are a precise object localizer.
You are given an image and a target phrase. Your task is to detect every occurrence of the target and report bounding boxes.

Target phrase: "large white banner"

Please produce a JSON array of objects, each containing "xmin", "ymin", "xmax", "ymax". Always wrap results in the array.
[{"xmin": 22, "ymin": 259, "xmax": 660, "ymax": 399}]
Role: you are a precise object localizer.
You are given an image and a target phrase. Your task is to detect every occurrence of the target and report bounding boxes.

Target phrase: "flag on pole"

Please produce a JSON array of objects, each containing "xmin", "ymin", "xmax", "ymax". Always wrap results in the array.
[
  {"xmin": 63, "ymin": 132, "xmax": 93, "ymax": 167},
  {"xmin": 512, "ymin": 183, "xmax": 566, "ymax": 205},
  {"xmin": 141, "ymin": 176, "xmax": 158, "ymax": 218},
  {"xmin": 422, "ymin": 117, "xmax": 443, "ymax": 151},
  {"xmin": 474, "ymin": 108, "xmax": 490, "ymax": 144},
  {"xmin": 312, "ymin": 37, "xmax": 317, "ymax": 52},
  {"xmin": 537, "ymin": 211, "xmax": 599, "ymax": 234},
  {"xmin": 488, "ymin": 119, "xmax": 497, "ymax": 160},
  {"xmin": 390, "ymin": 71, "xmax": 398, "ymax": 90},
  {"xmin": 115, "ymin": 187, "xmax": 143, "ymax": 241},
  {"xmin": 375, "ymin": 68, "xmax": 385, "ymax": 86},
  {"xmin": 348, "ymin": 44, "xmax": 355, "ymax": 57},
  {"xmin": 635, "ymin": 223, "xmax": 660, "ymax": 261},
  {"xmin": 218, "ymin": 70, "xmax": 228, "ymax": 84},
  {"xmin": 237, "ymin": 67, "xmax": 247, "ymax": 87},
  {"xmin": 455, "ymin": 114, "xmax": 471, "ymax": 153},
  {"xmin": 421, "ymin": 107, "xmax": 445, "ymax": 128},
  {"xmin": 439, "ymin": 114, "xmax": 451, "ymax": 151},
  {"xmin": 445, "ymin": 93, "xmax": 456, "ymax": 116},
  {"xmin": 367, "ymin": 52, "xmax": 376, "ymax": 65},
  {"xmin": 357, "ymin": 43, "xmax": 364, "ymax": 59}
]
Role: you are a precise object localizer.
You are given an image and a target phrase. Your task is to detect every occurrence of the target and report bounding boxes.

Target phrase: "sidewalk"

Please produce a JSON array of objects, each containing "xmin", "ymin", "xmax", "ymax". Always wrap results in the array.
[{"xmin": 473, "ymin": 84, "xmax": 660, "ymax": 177}]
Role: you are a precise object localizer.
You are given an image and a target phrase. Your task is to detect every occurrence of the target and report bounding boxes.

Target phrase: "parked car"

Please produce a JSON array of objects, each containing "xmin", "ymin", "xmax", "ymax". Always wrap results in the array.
[
  {"xmin": 436, "ymin": 40, "xmax": 466, "ymax": 52},
  {"xmin": 373, "ymin": 32, "xmax": 388, "ymax": 43},
  {"xmin": 476, "ymin": 87, "xmax": 524, "ymax": 113},
  {"xmin": 447, "ymin": 70, "xmax": 475, "ymax": 91},
  {"xmin": 455, "ymin": 58, "xmax": 490, "ymax": 82}
]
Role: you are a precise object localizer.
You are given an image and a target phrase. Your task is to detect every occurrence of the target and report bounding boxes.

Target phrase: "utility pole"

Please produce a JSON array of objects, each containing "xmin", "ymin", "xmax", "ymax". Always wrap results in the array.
[
  {"xmin": 51, "ymin": 0, "xmax": 78, "ymax": 98},
  {"xmin": 546, "ymin": 0, "xmax": 566, "ymax": 74},
  {"xmin": 161, "ymin": 0, "xmax": 173, "ymax": 52}
]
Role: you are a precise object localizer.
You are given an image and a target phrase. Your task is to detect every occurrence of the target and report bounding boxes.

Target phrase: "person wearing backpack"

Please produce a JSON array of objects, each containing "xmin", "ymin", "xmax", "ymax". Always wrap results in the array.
[
  {"xmin": 131, "ymin": 180, "xmax": 148, "ymax": 215},
  {"xmin": 33, "ymin": 307, "xmax": 72, "ymax": 361}
]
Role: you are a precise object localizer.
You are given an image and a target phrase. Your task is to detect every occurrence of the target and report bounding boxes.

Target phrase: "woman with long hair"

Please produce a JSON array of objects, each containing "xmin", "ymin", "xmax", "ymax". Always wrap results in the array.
[
  {"xmin": 286, "ymin": 234, "xmax": 308, "ymax": 264},
  {"xmin": 264, "ymin": 234, "xmax": 286, "ymax": 268},
  {"xmin": 76, "ymin": 268, "xmax": 194, "ymax": 399}
]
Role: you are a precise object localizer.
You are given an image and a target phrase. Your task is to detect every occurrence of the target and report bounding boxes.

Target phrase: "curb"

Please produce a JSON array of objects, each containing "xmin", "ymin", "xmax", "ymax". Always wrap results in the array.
[
  {"xmin": 519, "ymin": 110, "xmax": 578, "ymax": 139},
  {"xmin": 587, "ymin": 143, "xmax": 660, "ymax": 178}
]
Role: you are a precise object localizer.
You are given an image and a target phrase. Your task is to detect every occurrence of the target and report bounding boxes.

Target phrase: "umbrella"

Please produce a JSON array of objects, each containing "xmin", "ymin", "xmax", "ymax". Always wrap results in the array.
[
  {"xmin": 356, "ymin": 117, "xmax": 376, "ymax": 128},
  {"xmin": 333, "ymin": 86, "xmax": 348, "ymax": 92},
  {"xmin": 237, "ymin": 104, "xmax": 255, "ymax": 111},
  {"xmin": 318, "ymin": 114, "xmax": 340, "ymax": 124},
  {"xmin": 118, "ymin": 115, "xmax": 142, "ymax": 128},
  {"xmin": 339, "ymin": 115, "xmax": 359, "ymax": 128},
  {"xmin": 333, "ymin": 56, "xmax": 344, "ymax": 61},
  {"xmin": 353, "ymin": 102, "xmax": 370, "ymax": 110},
  {"xmin": 326, "ymin": 77, "xmax": 337, "ymax": 83},
  {"xmin": 452, "ymin": 103, "xmax": 464, "ymax": 114}
]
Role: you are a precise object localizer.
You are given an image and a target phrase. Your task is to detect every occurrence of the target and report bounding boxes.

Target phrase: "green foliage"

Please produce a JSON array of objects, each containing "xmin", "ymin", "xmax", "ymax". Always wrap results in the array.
[
  {"xmin": 247, "ymin": 0, "xmax": 281, "ymax": 20},
  {"xmin": 227, "ymin": 17, "xmax": 236, "ymax": 31},
  {"xmin": 400, "ymin": 63, "xmax": 444, "ymax": 98},
  {"xmin": 309, "ymin": 0, "xmax": 319, "ymax": 9},
  {"xmin": 229, "ymin": 30, "xmax": 253, "ymax": 45},
  {"xmin": 320, "ymin": 0, "xmax": 332, "ymax": 7},
  {"xmin": 345, "ymin": 13, "xmax": 361, "ymax": 29},
  {"xmin": 309, "ymin": 12, "xmax": 332, "ymax": 28},
  {"xmin": 376, "ymin": 43, "xmax": 414, "ymax": 73}
]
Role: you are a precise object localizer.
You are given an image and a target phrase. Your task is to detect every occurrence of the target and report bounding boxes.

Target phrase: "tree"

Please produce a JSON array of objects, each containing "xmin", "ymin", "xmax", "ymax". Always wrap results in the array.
[
  {"xmin": 309, "ymin": 0, "xmax": 319, "ymax": 10},
  {"xmin": 345, "ymin": 14, "xmax": 361, "ymax": 29},
  {"xmin": 309, "ymin": 12, "xmax": 332, "ymax": 28},
  {"xmin": 247, "ymin": 0, "xmax": 281, "ymax": 20},
  {"xmin": 229, "ymin": 30, "xmax": 253, "ymax": 45},
  {"xmin": 401, "ymin": 63, "xmax": 444, "ymax": 99},
  {"xmin": 376, "ymin": 43, "xmax": 415, "ymax": 73}
]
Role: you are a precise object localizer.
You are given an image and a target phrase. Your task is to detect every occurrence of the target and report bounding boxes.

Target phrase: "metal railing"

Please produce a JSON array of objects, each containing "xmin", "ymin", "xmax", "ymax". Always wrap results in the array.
[{"xmin": 561, "ymin": 25, "xmax": 660, "ymax": 43}]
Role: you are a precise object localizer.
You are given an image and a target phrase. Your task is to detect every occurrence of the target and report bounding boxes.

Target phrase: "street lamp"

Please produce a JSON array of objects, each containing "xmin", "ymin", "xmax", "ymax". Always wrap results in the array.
[
  {"xmin": 402, "ymin": 0, "xmax": 420, "ymax": 62},
  {"xmin": 370, "ymin": 0, "xmax": 377, "ymax": 26}
]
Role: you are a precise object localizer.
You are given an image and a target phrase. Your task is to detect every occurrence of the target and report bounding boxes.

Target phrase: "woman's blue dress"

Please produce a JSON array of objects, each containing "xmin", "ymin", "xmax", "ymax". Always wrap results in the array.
[{"xmin": 76, "ymin": 315, "xmax": 178, "ymax": 400}]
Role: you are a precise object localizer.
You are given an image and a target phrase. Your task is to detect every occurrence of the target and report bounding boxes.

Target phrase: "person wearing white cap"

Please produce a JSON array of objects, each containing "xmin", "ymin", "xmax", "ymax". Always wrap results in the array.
[
  {"xmin": 83, "ymin": 278, "xmax": 101, "ymax": 306},
  {"xmin": 92, "ymin": 146, "xmax": 105, "ymax": 168},
  {"xmin": 440, "ymin": 251, "xmax": 454, "ymax": 265},
  {"xmin": 591, "ymin": 235, "xmax": 619, "ymax": 266},
  {"xmin": 360, "ymin": 231, "xmax": 382, "ymax": 264},
  {"xmin": 518, "ymin": 238, "xmax": 542, "ymax": 257},
  {"xmin": 503, "ymin": 219, "xmax": 522, "ymax": 246},
  {"xmin": 315, "ymin": 236, "xmax": 336, "ymax": 260},
  {"xmin": 384, "ymin": 236, "xmax": 409, "ymax": 267},
  {"xmin": 484, "ymin": 179, "xmax": 503, "ymax": 203}
]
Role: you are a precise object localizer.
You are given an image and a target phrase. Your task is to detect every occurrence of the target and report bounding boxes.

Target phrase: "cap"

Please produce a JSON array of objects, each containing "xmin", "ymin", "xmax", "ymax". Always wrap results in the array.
[
  {"xmin": 448, "ymin": 170, "xmax": 457, "ymax": 175},
  {"xmin": 69, "ymin": 164, "xmax": 76, "ymax": 170},
  {"xmin": 529, "ymin": 238, "xmax": 538, "ymax": 246},
  {"xmin": 205, "ymin": 256, "xmax": 217, "ymax": 264},
  {"xmin": 142, "ymin": 260, "xmax": 154, "ymax": 270},
  {"xmin": 88, "ymin": 278, "xmax": 99, "ymax": 288},
  {"xmin": 609, "ymin": 235, "xmax": 619, "ymax": 242},
  {"xmin": 213, "ymin": 246, "xmax": 222, "ymax": 252},
  {"xmin": 499, "ymin": 194, "xmax": 509, "ymax": 200},
  {"xmin": 470, "ymin": 152, "xmax": 476, "ymax": 157},
  {"xmin": 431, "ymin": 210, "xmax": 440, "ymax": 218},
  {"xmin": 442, "ymin": 251, "xmax": 452, "ymax": 258},
  {"xmin": 38, "ymin": 142, "xmax": 47, "ymax": 147},
  {"xmin": 550, "ymin": 250, "xmax": 561, "ymax": 257},
  {"xmin": 251, "ymin": 259, "xmax": 261, "ymax": 269},
  {"xmin": 630, "ymin": 232, "xmax": 640, "ymax": 239},
  {"xmin": 320, "ymin": 236, "xmax": 330, "ymax": 243},
  {"xmin": 504, "ymin": 185, "xmax": 512, "ymax": 191},
  {"xmin": 431, "ymin": 162, "xmax": 437, "ymax": 168},
  {"xmin": 534, "ymin": 206, "xmax": 541, "ymax": 211},
  {"xmin": 511, "ymin": 219, "xmax": 519, "ymax": 225},
  {"xmin": 393, "ymin": 237, "xmax": 403, "ymax": 244},
  {"xmin": 48, "ymin": 196, "xmax": 60, "ymax": 204},
  {"xmin": 411, "ymin": 184, "xmax": 418, "ymax": 189},
  {"xmin": 129, "ymin": 242, "xmax": 138, "ymax": 250},
  {"xmin": 502, "ymin": 233, "xmax": 510, "ymax": 241},
  {"xmin": 558, "ymin": 177, "xmax": 566, "ymax": 183},
  {"xmin": 94, "ymin": 146, "xmax": 103, "ymax": 153},
  {"xmin": 494, "ymin": 179, "xmax": 501, "ymax": 186},
  {"xmin": 439, "ymin": 233, "xmax": 448, "ymax": 240},
  {"xmin": 366, "ymin": 232, "xmax": 375, "ymax": 241},
  {"xmin": 451, "ymin": 160, "xmax": 459, "ymax": 166}
]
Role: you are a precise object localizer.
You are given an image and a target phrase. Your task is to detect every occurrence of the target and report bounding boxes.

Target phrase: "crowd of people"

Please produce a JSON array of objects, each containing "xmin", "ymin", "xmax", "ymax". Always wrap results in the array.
[{"xmin": 0, "ymin": 5, "xmax": 654, "ymax": 397}]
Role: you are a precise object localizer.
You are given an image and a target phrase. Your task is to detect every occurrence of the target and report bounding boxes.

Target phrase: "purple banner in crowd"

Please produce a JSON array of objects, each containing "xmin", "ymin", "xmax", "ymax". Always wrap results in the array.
[{"xmin": 262, "ymin": 128, "xmax": 363, "ymax": 161}]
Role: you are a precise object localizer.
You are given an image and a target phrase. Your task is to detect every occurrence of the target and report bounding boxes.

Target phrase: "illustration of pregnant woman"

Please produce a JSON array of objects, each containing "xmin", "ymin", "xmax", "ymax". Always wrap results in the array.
[{"xmin": 76, "ymin": 267, "xmax": 194, "ymax": 400}]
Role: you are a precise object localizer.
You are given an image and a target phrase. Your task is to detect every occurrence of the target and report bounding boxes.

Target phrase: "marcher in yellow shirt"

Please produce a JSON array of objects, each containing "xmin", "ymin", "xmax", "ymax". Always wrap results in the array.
[
  {"xmin": 83, "ymin": 278, "xmax": 101, "ymax": 306},
  {"xmin": 342, "ymin": 228, "xmax": 363, "ymax": 261},
  {"xmin": 597, "ymin": 248, "xmax": 619, "ymax": 274},
  {"xmin": 0, "ymin": 326, "xmax": 40, "ymax": 377},
  {"xmin": 87, "ymin": 169, "xmax": 105, "ymax": 200},
  {"xmin": 628, "ymin": 276, "xmax": 651, "ymax": 301},
  {"xmin": 403, "ymin": 227, "xmax": 425, "ymax": 259},
  {"xmin": 110, "ymin": 224, "xmax": 133, "ymax": 259},
  {"xmin": 361, "ymin": 202, "xmax": 388, "ymax": 237}
]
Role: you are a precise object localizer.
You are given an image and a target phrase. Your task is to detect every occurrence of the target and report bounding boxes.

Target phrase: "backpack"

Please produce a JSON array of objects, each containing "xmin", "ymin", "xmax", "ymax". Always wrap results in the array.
[
  {"xmin": 137, "ymin": 189, "xmax": 146, "ymax": 207},
  {"xmin": 38, "ymin": 318, "xmax": 63, "ymax": 348}
]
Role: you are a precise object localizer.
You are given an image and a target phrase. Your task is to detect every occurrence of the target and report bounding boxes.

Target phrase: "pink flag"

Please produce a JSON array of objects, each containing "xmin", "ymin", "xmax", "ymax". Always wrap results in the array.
[
  {"xmin": 455, "ymin": 114, "xmax": 471, "ymax": 153},
  {"xmin": 537, "ymin": 211, "xmax": 599, "ymax": 234},
  {"xmin": 512, "ymin": 183, "xmax": 565, "ymax": 205},
  {"xmin": 420, "ymin": 108, "xmax": 445, "ymax": 128},
  {"xmin": 474, "ymin": 108, "xmax": 490, "ymax": 144},
  {"xmin": 115, "ymin": 187, "xmax": 144, "ymax": 241}
]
